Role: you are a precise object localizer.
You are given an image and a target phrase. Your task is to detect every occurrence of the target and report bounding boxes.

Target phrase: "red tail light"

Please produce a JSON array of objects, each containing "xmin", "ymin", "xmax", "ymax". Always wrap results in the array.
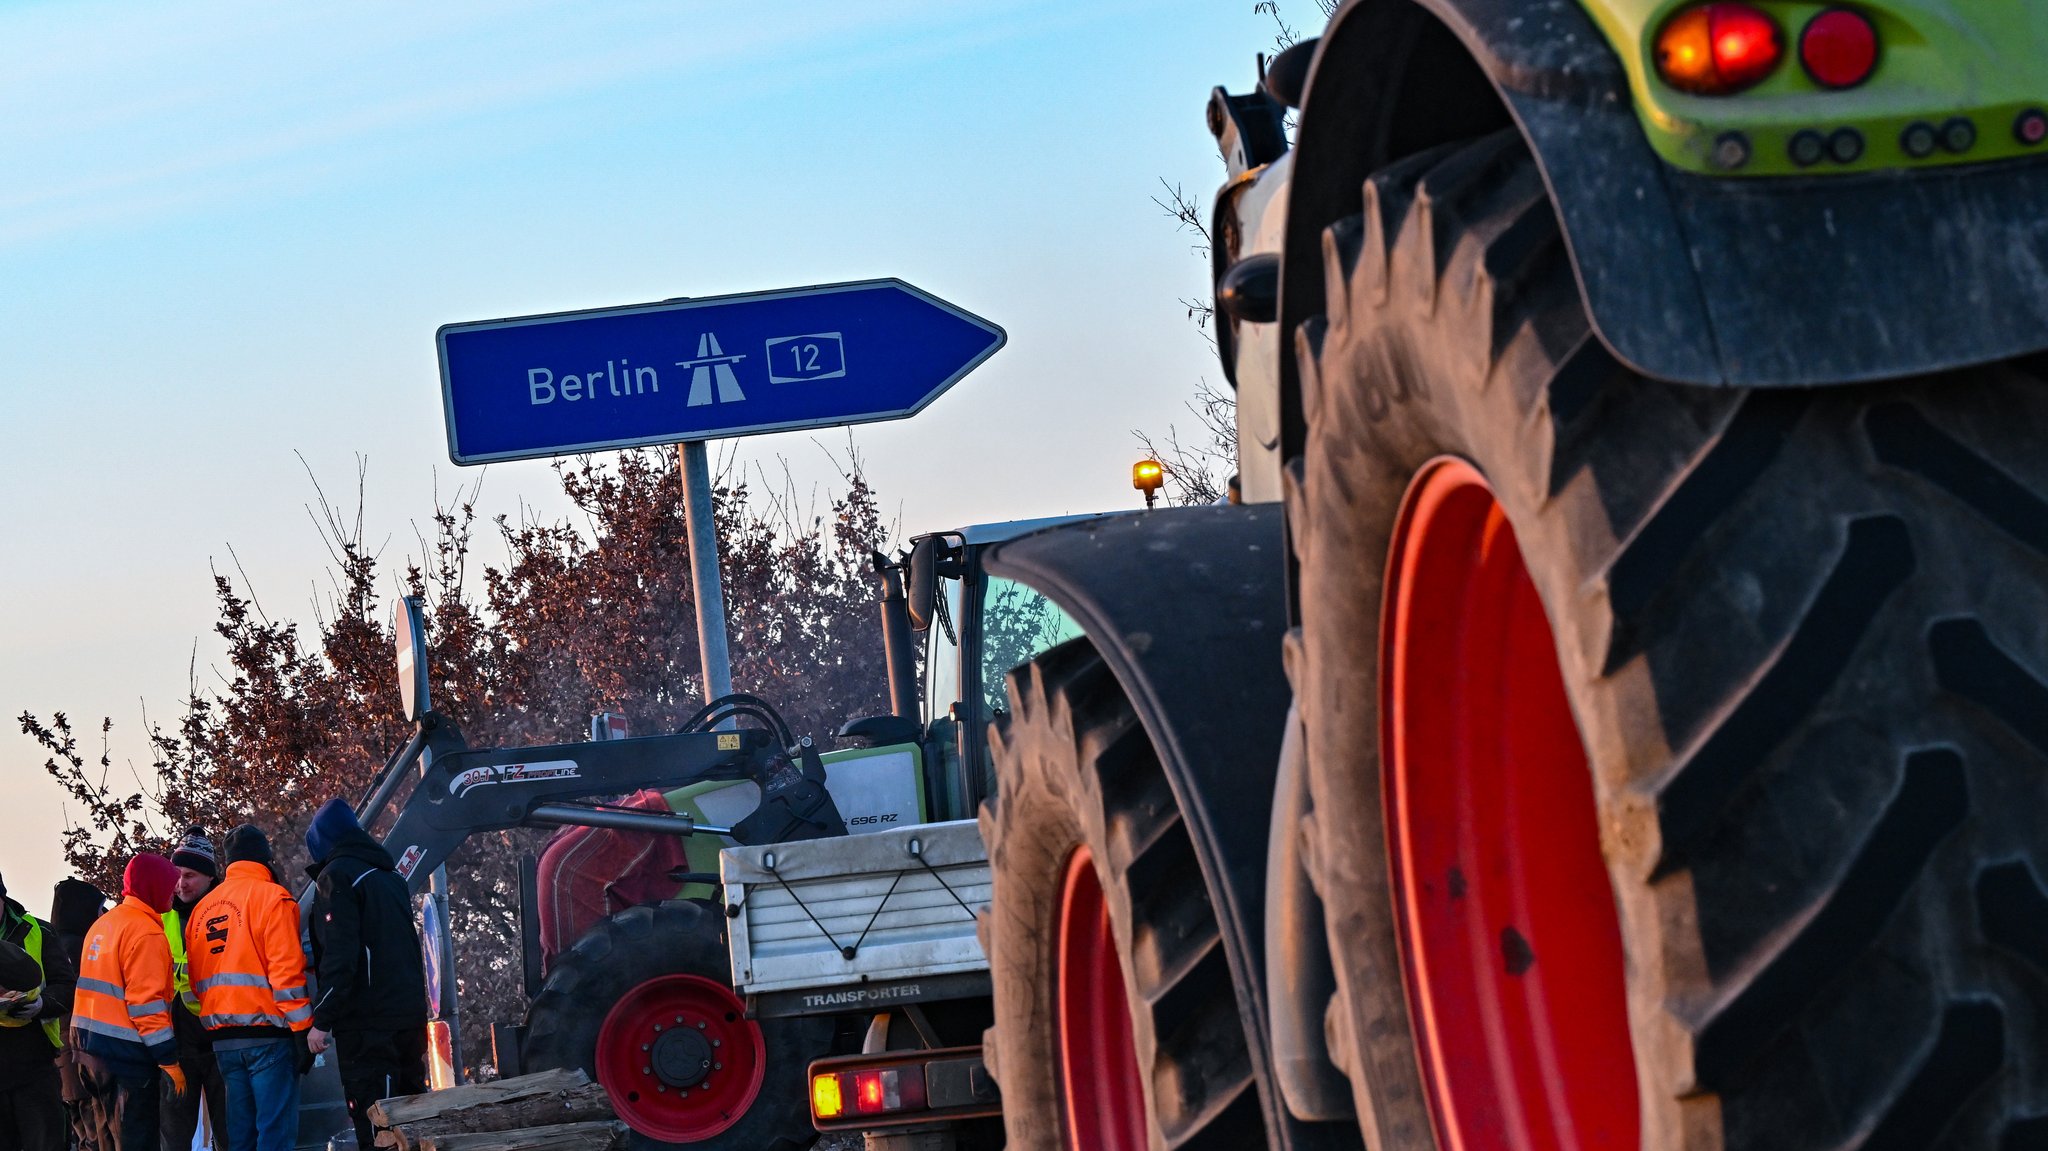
[
  {"xmin": 1657, "ymin": 3, "xmax": 1784, "ymax": 96},
  {"xmin": 851, "ymin": 1067, "xmax": 928, "ymax": 1115},
  {"xmin": 1800, "ymin": 8, "xmax": 1879, "ymax": 89}
]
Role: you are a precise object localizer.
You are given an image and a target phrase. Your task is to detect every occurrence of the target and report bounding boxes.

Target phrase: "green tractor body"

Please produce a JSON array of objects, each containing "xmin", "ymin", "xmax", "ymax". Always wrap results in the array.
[
  {"xmin": 1585, "ymin": 0, "xmax": 2048, "ymax": 176},
  {"xmin": 1244, "ymin": 0, "xmax": 2048, "ymax": 394}
]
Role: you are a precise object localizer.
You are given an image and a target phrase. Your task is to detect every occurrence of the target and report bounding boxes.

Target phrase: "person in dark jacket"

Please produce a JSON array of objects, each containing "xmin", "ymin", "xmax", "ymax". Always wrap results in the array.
[
  {"xmin": 0, "ymin": 871, "xmax": 75, "ymax": 1151},
  {"xmin": 164, "ymin": 828, "xmax": 227, "ymax": 1150},
  {"xmin": 48, "ymin": 879, "xmax": 110, "ymax": 1151},
  {"xmin": 304, "ymin": 799, "xmax": 428, "ymax": 1149}
]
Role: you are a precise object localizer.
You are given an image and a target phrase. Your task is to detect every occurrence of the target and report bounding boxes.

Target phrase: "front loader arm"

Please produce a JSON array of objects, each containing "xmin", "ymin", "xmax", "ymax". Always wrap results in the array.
[{"xmin": 381, "ymin": 725, "xmax": 775, "ymax": 895}]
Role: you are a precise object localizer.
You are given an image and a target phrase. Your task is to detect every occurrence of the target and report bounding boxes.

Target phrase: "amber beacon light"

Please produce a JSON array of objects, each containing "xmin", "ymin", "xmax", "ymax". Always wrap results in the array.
[
  {"xmin": 1657, "ymin": 2, "xmax": 1785, "ymax": 95},
  {"xmin": 1133, "ymin": 459, "xmax": 1164, "ymax": 508}
]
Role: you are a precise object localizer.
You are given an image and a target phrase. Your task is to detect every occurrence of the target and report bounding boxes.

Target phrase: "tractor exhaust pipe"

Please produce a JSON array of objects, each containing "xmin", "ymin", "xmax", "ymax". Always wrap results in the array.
[{"xmin": 876, "ymin": 551, "xmax": 919, "ymax": 720}]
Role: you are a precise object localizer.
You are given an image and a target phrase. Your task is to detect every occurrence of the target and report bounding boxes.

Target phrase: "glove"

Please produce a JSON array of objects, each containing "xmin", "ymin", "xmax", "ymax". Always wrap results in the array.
[
  {"xmin": 0, "ymin": 996, "xmax": 40, "ymax": 1023},
  {"xmin": 291, "ymin": 1029, "xmax": 316, "ymax": 1076},
  {"xmin": 160, "ymin": 1064, "xmax": 188, "ymax": 1098}
]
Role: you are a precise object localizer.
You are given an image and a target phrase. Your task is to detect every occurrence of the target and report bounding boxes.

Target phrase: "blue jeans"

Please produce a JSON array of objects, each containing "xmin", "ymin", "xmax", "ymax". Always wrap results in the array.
[{"xmin": 214, "ymin": 1040, "xmax": 298, "ymax": 1151}]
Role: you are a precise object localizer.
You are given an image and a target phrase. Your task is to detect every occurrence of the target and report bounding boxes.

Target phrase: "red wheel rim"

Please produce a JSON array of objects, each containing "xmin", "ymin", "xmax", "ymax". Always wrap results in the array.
[
  {"xmin": 1380, "ymin": 458, "xmax": 1640, "ymax": 1149},
  {"xmin": 1055, "ymin": 845, "xmax": 1148, "ymax": 1151},
  {"xmin": 594, "ymin": 973, "xmax": 766, "ymax": 1142}
]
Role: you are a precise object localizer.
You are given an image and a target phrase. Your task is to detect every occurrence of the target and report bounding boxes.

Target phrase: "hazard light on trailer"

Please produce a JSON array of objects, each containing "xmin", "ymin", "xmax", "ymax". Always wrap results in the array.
[
  {"xmin": 812, "ymin": 1071, "xmax": 845, "ymax": 1120},
  {"xmin": 808, "ymin": 1047, "xmax": 1001, "ymax": 1133}
]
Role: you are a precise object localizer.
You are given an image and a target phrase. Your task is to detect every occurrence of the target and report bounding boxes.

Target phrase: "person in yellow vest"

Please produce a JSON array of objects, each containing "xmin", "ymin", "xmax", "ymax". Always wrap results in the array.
[
  {"xmin": 69, "ymin": 855, "xmax": 185, "ymax": 1151},
  {"xmin": 187, "ymin": 827, "xmax": 309, "ymax": 1151},
  {"xmin": 0, "ymin": 870, "xmax": 75, "ymax": 1151},
  {"xmin": 163, "ymin": 828, "xmax": 226, "ymax": 1150}
]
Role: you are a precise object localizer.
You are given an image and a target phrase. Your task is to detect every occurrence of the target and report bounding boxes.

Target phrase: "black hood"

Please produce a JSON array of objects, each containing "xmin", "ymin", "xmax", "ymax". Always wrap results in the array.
[
  {"xmin": 308, "ymin": 827, "xmax": 396, "ymax": 877},
  {"xmin": 49, "ymin": 879, "xmax": 105, "ymax": 938}
]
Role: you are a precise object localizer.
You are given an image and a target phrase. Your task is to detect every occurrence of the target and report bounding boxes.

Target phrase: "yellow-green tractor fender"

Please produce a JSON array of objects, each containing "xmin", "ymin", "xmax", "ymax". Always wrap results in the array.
[{"xmin": 1278, "ymin": 0, "xmax": 2048, "ymax": 404}]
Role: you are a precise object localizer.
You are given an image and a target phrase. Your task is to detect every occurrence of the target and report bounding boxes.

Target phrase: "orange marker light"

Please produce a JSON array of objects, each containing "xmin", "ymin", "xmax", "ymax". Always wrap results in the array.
[
  {"xmin": 1656, "ymin": 2, "xmax": 1783, "ymax": 96},
  {"xmin": 812, "ymin": 1073, "xmax": 845, "ymax": 1120}
]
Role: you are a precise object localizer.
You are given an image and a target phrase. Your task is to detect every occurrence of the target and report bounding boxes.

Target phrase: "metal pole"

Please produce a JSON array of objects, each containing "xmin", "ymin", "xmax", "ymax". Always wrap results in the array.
[
  {"xmin": 419, "ymin": 743, "xmax": 463, "ymax": 1085},
  {"xmin": 527, "ymin": 803, "xmax": 734, "ymax": 838},
  {"xmin": 680, "ymin": 440, "xmax": 734, "ymax": 707},
  {"xmin": 875, "ymin": 558, "xmax": 918, "ymax": 719}
]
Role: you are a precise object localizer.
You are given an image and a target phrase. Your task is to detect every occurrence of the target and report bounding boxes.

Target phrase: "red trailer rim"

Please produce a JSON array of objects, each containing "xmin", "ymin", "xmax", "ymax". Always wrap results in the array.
[
  {"xmin": 594, "ymin": 973, "xmax": 767, "ymax": 1142},
  {"xmin": 1379, "ymin": 458, "xmax": 1640, "ymax": 1150},
  {"xmin": 1055, "ymin": 845, "xmax": 1149, "ymax": 1151}
]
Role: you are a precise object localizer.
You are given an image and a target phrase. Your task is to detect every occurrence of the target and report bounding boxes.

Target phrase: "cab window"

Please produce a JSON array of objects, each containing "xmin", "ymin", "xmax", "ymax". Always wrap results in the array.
[
  {"xmin": 923, "ymin": 572, "xmax": 964, "ymax": 727},
  {"xmin": 978, "ymin": 576, "xmax": 1084, "ymax": 719}
]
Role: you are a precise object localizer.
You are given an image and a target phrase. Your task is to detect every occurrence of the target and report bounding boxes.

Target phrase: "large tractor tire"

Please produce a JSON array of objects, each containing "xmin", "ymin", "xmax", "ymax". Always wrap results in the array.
[
  {"xmin": 981, "ymin": 637, "xmax": 1265, "ymax": 1151},
  {"xmin": 1288, "ymin": 127, "xmax": 2048, "ymax": 1150},
  {"xmin": 523, "ymin": 901, "xmax": 830, "ymax": 1151}
]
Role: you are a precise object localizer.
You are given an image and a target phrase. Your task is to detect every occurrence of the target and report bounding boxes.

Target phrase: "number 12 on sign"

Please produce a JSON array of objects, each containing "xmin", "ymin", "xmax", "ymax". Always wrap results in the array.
[{"xmin": 766, "ymin": 332, "xmax": 847, "ymax": 383}]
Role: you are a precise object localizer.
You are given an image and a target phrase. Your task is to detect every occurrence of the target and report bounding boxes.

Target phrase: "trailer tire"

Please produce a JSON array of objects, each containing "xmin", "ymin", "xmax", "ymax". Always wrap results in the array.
[
  {"xmin": 522, "ymin": 901, "xmax": 828, "ymax": 1151},
  {"xmin": 981, "ymin": 638, "xmax": 1265, "ymax": 1151},
  {"xmin": 1289, "ymin": 127, "xmax": 2048, "ymax": 1149}
]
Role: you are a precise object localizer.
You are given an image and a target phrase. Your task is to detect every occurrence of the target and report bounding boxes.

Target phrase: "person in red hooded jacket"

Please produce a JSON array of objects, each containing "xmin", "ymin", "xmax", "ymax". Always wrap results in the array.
[{"xmin": 69, "ymin": 855, "xmax": 185, "ymax": 1151}]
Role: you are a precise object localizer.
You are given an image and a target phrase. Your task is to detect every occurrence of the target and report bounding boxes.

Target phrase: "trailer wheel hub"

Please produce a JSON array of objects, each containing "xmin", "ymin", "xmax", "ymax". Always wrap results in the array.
[
  {"xmin": 1379, "ymin": 458, "xmax": 1640, "ymax": 1149},
  {"xmin": 594, "ymin": 973, "xmax": 766, "ymax": 1142},
  {"xmin": 651, "ymin": 1026, "xmax": 714, "ymax": 1088}
]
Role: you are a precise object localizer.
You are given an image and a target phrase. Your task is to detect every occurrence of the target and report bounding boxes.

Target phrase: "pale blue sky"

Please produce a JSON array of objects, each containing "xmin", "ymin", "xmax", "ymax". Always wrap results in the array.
[{"xmin": 0, "ymin": 1, "xmax": 1278, "ymax": 904}]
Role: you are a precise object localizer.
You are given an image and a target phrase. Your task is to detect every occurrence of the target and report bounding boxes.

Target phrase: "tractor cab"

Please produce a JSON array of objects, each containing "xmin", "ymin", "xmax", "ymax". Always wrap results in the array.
[{"xmin": 890, "ymin": 515, "xmax": 1096, "ymax": 824}]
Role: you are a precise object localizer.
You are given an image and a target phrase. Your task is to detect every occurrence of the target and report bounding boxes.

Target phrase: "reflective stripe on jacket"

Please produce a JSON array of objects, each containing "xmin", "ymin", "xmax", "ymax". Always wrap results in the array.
[
  {"xmin": 185, "ymin": 861, "xmax": 311, "ymax": 1038},
  {"xmin": 71, "ymin": 896, "xmax": 175, "ymax": 1067}
]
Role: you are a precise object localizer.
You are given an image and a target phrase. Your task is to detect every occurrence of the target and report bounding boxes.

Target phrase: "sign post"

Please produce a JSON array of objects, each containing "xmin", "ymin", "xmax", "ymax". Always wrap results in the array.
[
  {"xmin": 435, "ymin": 278, "xmax": 1005, "ymax": 713},
  {"xmin": 679, "ymin": 439, "xmax": 734, "ymax": 712}
]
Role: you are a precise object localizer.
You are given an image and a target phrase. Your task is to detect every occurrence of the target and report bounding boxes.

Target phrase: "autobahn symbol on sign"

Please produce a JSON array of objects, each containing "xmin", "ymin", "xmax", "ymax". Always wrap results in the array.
[
  {"xmin": 435, "ymin": 278, "xmax": 1005, "ymax": 465},
  {"xmin": 678, "ymin": 332, "xmax": 747, "ymax": 407}
]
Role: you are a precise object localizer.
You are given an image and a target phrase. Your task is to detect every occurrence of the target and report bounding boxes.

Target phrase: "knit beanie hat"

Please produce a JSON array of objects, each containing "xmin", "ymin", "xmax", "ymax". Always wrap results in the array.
[
  {"xmin": 170, "ymin": 826, "xmax": 218, "ymax": 878},
  {"xmin": 224, "ymin": 824, "xmax": 273, "ymax": 867},
  {"xmin": 122, "ymin": 854, "xmax": 178, "ymax": 914},
  {"xmin": 305, "ymin": 799, "xmax": 361, "ymax": 865}
]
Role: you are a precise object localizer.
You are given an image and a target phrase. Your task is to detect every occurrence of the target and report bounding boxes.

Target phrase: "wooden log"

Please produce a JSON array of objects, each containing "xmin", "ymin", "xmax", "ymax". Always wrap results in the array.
[
  {"xmin": 368, "ymin": 1069, "xmax": 613, "ymax": 1150},
  {"xmin": 369, "ymin": 1067, "xmax": 590, "ymax": 1129},
  {"xmin": 375, "ymin": 1083, "xmax": 613, "ymax": 1149},
  {"xmin": 415, "ymin": 1120, "xmax": 628, "ymax": 1151}
]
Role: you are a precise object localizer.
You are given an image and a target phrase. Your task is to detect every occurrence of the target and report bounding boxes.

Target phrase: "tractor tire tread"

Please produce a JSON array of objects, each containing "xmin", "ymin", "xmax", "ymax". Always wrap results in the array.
[
  {"xmin": 983, "ymin": 639, "xmax": 1264, "ymax": 1151},
  {"xmin": 1291, "ymin": 127, "xmax": 2048, "ymax": 1149}
]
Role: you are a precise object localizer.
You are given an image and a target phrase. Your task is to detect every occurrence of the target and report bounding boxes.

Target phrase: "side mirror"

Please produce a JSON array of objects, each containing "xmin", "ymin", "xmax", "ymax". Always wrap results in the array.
[
  {"xmin": 905, "ymin": 536, "xmax": 941, "ymax": 633},
  {"xmin": 395, "ymin": 595, "xmax": 433, "ymax": 723}
]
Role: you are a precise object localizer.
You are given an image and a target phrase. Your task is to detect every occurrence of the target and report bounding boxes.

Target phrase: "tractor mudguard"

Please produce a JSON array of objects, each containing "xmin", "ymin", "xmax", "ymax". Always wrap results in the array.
[
  {"xmin": 981, "ymin": 504, "xmax": 1342, "ymax": 1151},
  {"xmin": 1302, "ymin": 0, "xmax": 2048, "ymax": 388}
]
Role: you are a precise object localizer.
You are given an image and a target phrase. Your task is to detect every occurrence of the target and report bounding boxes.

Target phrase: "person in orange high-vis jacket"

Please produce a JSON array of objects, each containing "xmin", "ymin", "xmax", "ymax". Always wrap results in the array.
[
  {"xmin": 186, "ymin": 826, "xmax": 308, "ymax": 1151},
  {"xmin": 69, "ymin": 854, "xmax": 185, "ymax": 1151}
]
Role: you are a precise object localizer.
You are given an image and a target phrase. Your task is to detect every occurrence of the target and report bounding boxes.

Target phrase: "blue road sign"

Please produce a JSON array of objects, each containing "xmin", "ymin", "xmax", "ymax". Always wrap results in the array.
[{"xmin": 436, "ymin": 278, "xmax": 1006, "ymax": 465}]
